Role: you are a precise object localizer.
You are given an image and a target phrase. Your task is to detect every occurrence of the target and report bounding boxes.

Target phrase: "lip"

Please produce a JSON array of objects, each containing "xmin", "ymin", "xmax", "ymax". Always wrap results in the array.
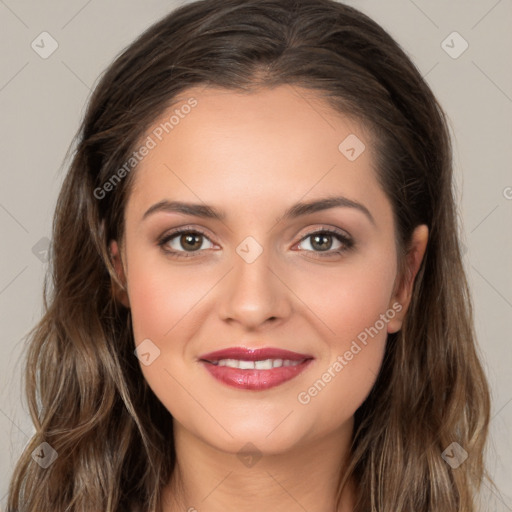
[
  {"xmin": 199, "ymin": 347, "xmax": 313, "ymax": 362},
  {"xmin": 198, "ymin": 347, "xmax": 314, "ymax": 391}
]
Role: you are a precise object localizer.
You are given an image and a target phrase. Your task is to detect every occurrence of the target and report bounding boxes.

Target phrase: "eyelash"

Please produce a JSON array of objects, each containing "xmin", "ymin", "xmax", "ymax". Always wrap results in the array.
[
  {"xmin": 157, "ymin": 227, "xmax": 213, "ymax": 259},
  {"xmin": 157, "ymin": 226, "xmax": 354, "ymax": 259}
]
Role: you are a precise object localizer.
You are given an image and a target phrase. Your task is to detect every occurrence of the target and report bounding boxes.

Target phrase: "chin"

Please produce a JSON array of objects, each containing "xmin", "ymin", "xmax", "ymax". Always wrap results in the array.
[{"xmin": 188, "ymin": 411, "xmax": 309, "ymax": 456}]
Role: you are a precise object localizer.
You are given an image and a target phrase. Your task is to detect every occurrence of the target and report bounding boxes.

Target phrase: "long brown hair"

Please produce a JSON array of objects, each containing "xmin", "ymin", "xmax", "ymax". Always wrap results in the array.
[{"xmin": 7, "ymin": 1, "xmax": 493, "ymax": 510}]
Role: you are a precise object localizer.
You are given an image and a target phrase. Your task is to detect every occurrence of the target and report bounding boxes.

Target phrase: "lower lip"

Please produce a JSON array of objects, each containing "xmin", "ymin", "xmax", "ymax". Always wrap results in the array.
[{"xmin": 200, "ymin": 359, "xmax": 314, "ymax": 390}]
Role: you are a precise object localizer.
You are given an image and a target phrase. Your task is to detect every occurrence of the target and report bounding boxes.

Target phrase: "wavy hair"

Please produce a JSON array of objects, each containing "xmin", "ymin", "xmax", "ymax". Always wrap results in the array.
[{"xmin": 7, "ymin": 0, "xmax": 493, "ymax": 510}]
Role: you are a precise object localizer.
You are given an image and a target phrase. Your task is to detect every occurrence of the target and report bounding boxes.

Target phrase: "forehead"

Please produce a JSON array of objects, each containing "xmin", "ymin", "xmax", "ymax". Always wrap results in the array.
[{"xmin": 126, "ymin": 84, "xmax": 387, "ymax": 223}]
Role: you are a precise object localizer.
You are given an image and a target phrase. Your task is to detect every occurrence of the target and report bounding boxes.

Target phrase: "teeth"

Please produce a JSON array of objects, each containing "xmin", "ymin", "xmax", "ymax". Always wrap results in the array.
[
  {"xmin": 213, "ymin": 358, "xmax": 303, "ymax": 369},
  {"xmin": 239, "ymin": 360, "xmax": 255, "ymax": 370}
]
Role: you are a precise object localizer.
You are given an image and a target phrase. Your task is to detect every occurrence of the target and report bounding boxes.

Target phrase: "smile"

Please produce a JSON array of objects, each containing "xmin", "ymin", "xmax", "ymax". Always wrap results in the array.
[
  {"xmin": 198, "ymin": 347, "xmax": 314, "ymax": 390},
  {"xmin": 209, "ymin": 358, "xmax": 305, "ymax": 369}
]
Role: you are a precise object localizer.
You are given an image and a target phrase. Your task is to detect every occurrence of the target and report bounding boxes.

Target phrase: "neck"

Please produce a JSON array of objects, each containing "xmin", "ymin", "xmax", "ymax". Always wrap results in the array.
[{"xmin": 160, "ymin": 417, "xmax": 357, "ymax": 512}]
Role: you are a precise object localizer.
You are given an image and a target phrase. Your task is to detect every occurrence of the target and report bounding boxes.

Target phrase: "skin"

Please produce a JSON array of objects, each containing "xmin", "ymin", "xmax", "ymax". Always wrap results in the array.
[{"xmin": 109, "ymin": 84, "xmax": 428, "ymax": 512}]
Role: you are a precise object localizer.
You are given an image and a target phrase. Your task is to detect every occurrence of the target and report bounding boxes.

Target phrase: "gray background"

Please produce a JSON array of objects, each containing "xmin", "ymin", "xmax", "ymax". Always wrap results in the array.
[{"xmin": 0, "ymin": 0, "xmax": 511, "ymax": 509}]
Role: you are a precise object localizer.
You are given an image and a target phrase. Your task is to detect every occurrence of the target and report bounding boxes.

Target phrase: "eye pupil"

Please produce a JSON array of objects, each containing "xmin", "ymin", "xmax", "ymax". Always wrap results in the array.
[
  {"xmin": 311, "ymin": 234, "xmax": 332, "ymax": 251},
  {"xmin": 181, "ymin": 233, "xmax": 202, "ymax": 251}
]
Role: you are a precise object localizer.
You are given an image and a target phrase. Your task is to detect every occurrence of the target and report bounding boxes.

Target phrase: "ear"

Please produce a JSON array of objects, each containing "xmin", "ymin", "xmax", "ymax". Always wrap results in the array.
[
  {"xmin": 387, "ymin": 224, "xmax": 428, "ymax": 333},
  {"xmin": 109, "ymin": 240, "xmax": 130, "ymax": 308}
]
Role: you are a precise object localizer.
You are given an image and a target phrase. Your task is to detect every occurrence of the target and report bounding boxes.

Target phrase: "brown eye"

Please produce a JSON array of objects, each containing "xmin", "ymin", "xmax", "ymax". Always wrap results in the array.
[
  {"xmin": 310, "ymin": 233, "xmax": 334, "ymax": 251},
  {"xmin": 179, "ymin": 232, "xmax": 204, "ymax": 251},
  {"xmin": 158, "ymin": 228, "xmax": 215, "ymax": 257},
  {"xmin": 297, "ymin": 229, "xmax": 354, "ymax": 257}
]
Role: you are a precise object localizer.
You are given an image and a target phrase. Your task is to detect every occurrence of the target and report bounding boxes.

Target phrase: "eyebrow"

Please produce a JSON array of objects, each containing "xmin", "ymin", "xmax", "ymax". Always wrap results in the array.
[{"xmin": 142, "ymin": 195, "xmax": 375, "ymax": 225}]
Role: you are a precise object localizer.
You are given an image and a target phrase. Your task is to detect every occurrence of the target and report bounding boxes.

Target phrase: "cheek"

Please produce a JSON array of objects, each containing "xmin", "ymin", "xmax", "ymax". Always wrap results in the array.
[
  {"xmin": 296, "ymin": 335, "xmax": 386, "ymax": 437},
  {"xmin": 128, "ymin": 274, "xmax": 172, "ymax": 344},
  {"xmin": 291, "ymin": 254, "xmax": 396, "ymax": 423},
  {"xmin": 126, "ymin": 252, "xmax": 214, "ymax": 343},
  {"xmin": 292, "ymin": 250, "xmax": 398, "ymax": 347},
  {"xmin": 126, "ymin": 259, "xmax": 210, "ymax": 416}
]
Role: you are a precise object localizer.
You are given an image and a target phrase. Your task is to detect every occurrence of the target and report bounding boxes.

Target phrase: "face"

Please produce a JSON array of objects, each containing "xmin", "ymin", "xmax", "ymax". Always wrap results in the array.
[{"xmin": 110, "ymin": 84, "xmax": 427, "ymax": 455}]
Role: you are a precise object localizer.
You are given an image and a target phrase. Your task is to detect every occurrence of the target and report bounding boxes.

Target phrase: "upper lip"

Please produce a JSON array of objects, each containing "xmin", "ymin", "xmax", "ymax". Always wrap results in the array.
[{"xmin": 199, "ymin": 347, "xmax": 314, "ymax": 362}]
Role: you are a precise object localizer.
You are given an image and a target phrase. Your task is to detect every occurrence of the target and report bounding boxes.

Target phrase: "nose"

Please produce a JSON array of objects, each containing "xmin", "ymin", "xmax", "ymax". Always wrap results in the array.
[{"xmin": 218, "ymin": 245, "xmax": 292, "ymax": 330}]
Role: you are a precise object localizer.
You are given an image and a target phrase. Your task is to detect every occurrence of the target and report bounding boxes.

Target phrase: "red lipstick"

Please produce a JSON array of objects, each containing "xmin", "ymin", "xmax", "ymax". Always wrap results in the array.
[{"xmin": 198, "ymin": 347, "xmax": 314, "ymax": 391}]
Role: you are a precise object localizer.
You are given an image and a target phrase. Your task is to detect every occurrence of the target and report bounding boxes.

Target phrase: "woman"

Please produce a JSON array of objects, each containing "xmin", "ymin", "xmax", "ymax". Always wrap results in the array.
[{"xmin": 7, "ymin": 0, "xmax": 494, "ymax": 510}]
